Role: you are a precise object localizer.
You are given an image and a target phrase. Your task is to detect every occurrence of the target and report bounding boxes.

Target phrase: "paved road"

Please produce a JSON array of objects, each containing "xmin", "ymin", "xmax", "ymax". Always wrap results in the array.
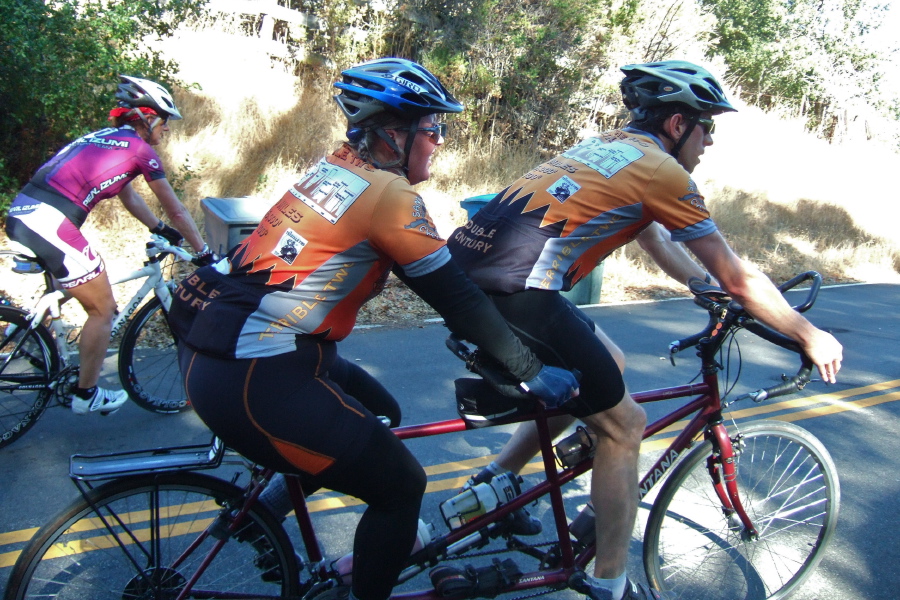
[{"xmin": 1, "ymin": 283, "xmax": 897, "ymax": 599}]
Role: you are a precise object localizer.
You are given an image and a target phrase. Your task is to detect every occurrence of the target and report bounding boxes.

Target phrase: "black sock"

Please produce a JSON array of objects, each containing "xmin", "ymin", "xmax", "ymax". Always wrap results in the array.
[{"xmin": 75, "ymin": 386, "xmax": 97, "ymax": 400}]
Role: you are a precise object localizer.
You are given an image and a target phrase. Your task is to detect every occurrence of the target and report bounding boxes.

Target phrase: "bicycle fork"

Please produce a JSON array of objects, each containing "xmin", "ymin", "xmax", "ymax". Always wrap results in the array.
[{"xmin": 705, "ymin": 422, "xmax": 759, "ymax": 540}]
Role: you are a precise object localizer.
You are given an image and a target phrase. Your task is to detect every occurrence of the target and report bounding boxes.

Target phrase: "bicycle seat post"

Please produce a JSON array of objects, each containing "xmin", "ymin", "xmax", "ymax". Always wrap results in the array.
[
  {"xmin": 534, "ymin": 410, "xmax": 578, "ymax": 567},
  {"xmin": 285, "ymin": 474, "xmax": 326, "ymax": 574}
]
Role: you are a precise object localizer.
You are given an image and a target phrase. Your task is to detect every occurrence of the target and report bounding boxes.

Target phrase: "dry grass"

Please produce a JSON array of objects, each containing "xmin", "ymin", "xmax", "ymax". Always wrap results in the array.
[{"xmin": 2, "ymin": 25, "xmax": 899, "ymax": 327}]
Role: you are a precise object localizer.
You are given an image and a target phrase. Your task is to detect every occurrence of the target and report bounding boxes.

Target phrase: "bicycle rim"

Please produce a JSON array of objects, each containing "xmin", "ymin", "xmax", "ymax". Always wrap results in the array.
[
  {"xmin": 0, "ymin": 306, "xmax": 57, "ymax": 450},
  {"xmin": 643, "ymin": 420, "xmax": 840, "ymax": 600},
  {"xmin": 4, "ymin": 472, "xmax": 299, "ymax": 600},
  {"xmin": 118, "ymin": 296, "xmax": 188, "ymax": 414}
]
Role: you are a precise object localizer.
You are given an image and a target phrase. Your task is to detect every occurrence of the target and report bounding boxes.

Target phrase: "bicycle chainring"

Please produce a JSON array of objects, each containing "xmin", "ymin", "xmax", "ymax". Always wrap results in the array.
[{"xmin": 53, "ymin": 366, "xmax": 80, "ymax": 407}]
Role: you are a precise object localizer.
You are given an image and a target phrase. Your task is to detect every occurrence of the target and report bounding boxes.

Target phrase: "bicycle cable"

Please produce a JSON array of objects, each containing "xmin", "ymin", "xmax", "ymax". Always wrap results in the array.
[{"xmin": 719, "ymin": 329, "xmax": 743, "ymax": 405}]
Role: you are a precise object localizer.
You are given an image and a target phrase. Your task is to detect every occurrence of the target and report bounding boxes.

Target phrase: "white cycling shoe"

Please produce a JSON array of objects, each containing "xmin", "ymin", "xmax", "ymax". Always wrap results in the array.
[{"xmin": 71, "ymin": 387, "xmax": 129, "ymax": 415}]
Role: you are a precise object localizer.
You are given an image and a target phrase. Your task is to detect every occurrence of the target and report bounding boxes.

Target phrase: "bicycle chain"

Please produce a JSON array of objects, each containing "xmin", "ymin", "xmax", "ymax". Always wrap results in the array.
[
  {"xmin": 424, "ymin": 539, "xmax": 568, "ymax": 600},
  {"xmin": 438, "ymin": 540, "xmax": 557, "ymax": 562}
]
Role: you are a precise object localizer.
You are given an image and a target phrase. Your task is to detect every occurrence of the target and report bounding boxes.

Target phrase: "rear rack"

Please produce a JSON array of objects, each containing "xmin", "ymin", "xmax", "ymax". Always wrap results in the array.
[{"xmin": 70, "ymin": 436, "xmax": 225, "ymax": 482}]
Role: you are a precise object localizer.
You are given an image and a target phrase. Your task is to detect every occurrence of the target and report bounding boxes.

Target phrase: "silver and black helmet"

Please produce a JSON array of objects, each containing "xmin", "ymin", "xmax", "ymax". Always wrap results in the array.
[{"xmin": 620, "ymin": 60, "xmax": 736, "ymax": 119}]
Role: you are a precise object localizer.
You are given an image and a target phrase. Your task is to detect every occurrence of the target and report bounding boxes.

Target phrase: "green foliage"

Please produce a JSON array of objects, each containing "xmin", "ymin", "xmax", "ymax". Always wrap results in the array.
[
  {"xmin": 700, "ymin": 0, "xmax": 888, "ymax": 137},
  {"xmin": 375, "ymin": 0, "xmax": 634, "ymax": 152},
  {"xmin": 0, "ymin": 0, "xmax": 207, "ymax": 191}
]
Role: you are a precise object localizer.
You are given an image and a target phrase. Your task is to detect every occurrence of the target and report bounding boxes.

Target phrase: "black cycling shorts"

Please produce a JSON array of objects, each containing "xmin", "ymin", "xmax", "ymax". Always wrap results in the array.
[
  {"xmin": 489, "ymin": 289, "xmax": 626, "ymax": 417},
  {"xmin": 179, "ymin": 339, "xmax": 405, "ymax": 478}
]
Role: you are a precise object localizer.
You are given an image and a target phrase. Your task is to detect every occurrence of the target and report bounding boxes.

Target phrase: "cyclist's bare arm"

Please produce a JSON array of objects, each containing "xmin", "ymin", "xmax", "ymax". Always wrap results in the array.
[
  {"xmin": 636, "ymin": 222, "xmax": 711, "ymax": 285},
  {"xmin": 686, "ymin": 231, "xmax": 843, "ymax": 383},
  {"xmin": 119, "ymin": 180, "xmax": 206, "ymax": 252}
]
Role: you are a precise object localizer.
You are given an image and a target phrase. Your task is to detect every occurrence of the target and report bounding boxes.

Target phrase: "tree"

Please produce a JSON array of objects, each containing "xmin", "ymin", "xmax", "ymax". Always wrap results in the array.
[
  {"xmin": 0, "ymin": 0, "xmax": 206, "ymax": 213},
  {"xmin": 700, "ymin": 0, "xmax": 889, "ymax": 138}
]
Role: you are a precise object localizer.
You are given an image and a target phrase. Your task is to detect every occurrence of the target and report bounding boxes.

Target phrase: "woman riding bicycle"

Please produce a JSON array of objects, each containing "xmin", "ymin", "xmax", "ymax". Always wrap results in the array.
[
  {"xmin": 167, "ymin": 58, "xmax": 577, "ymax": 600},
  {"xmin": 4, "ymin": 75, "xmax": 212, "ymax": 416}
]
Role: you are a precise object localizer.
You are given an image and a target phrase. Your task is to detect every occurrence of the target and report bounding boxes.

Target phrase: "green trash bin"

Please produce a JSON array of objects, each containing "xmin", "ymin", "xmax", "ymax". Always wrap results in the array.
[
  {"xmin": 459, "ymin": 193, "xmax": 603, "ymax": 305},
  {"xmin": 560, "ymin": 263, "xmax": 604, "ymax": 305}
]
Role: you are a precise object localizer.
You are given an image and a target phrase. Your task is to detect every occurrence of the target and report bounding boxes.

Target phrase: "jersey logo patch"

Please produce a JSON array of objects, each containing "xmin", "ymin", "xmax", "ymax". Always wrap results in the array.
[
  {"xmin": 678, "ymin": 178, "xmax": 709, "ymax": 214},
  {"xmin": 272, "ymin": 229, "xmax": 308, "ymax": 265},
  {"xmin": 547, "ymin": 176, "xmax": 580, "ymax": 202},
  {"xmin": 292, "ymin": 163, "xmax": 369, "ymax": 224},
  {"xmin": 562, "ymin": 138, "xmax": 643, "ymax": 179}
]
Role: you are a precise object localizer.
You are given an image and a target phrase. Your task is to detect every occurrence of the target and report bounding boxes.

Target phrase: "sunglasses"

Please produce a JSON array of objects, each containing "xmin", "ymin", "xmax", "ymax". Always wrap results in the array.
[
  {"xmin": 697, "ymin": 118, "xmax": 716, "ymax": 135},
  {"xmin": 416, "ymin": 123, "xmax": 447, "ymax": 141}
]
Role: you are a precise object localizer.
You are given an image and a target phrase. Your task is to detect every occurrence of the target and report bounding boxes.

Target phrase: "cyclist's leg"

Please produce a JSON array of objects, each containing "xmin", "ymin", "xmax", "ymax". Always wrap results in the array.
[
  {"xmin": 6, "ymin": 204, "xmax": 122, "ymax": 409},
  {"xmin": 489, "ymin": 290, "xmax": 649, "ymax": 596},
  {"xmin": 579, "ymin": 393, "xmax": 645, "ymax": 578},
  {"xmin": 489, "ymin": 299, "xmax": 626, "ymax": 474},
  {"xmin": 65, "ymin": 271, "xmax": 116, "ymax": 388},
  {"xmin": 259, "ymin": 356, "xmax": 403, "ymax": 517},
  {"xmin": 308, "ymin": 422, "xmax": 426, "ymax": 600},
  {"xmin": 329, "ymin": 355, "xmax": 402, "ymax": 427},
  {"xmin": 183, "ymin": 343, "xmax": 426, "ymax": 600}
]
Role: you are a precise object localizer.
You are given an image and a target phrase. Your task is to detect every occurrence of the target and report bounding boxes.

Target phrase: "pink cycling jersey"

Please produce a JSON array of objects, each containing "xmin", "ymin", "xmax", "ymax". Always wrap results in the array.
[{"xmin": 27, "ymin": 125, "xmax": 165, "ymax": 219}]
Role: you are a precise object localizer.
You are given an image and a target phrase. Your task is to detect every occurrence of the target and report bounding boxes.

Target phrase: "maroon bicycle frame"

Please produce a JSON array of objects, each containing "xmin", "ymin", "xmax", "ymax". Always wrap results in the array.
[{"xmin": 273, "ymin": 367, "xmax": 754, "ymax": 599}]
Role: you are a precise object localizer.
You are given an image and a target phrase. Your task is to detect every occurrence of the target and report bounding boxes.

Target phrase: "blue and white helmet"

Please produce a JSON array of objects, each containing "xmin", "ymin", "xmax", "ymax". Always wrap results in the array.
[{"xmin": 334, "ymin": 58, "xmax": 463, "ymax": 124}]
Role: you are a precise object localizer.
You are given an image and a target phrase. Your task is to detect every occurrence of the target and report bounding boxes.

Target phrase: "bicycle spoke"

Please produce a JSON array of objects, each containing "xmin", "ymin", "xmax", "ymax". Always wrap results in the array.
[{"xmin": 644, "ymin": 422, "xmax": 839, "ymax": 600}]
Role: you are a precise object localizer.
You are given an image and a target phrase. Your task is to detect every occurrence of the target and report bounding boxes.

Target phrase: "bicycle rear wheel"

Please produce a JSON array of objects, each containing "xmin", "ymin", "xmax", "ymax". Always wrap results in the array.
[
  {"xmin": 118, "ymin": 296, "xmax": 188, "ymax": 414},
  {"xmin": 0, "ymin": 306, "xmax": 58, "ymax": 450},
  {"xmin": 4, "ymin": 472, "xmax": 300, "ymax": 600},
  {"xmin": 643, "ymin": 420, "xmax": 840, "ymax": 600}
]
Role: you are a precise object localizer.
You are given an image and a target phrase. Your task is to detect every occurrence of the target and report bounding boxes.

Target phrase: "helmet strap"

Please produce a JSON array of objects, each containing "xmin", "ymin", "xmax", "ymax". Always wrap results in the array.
[
  {"xmin": 371, "ymin": 117, "xmax": 421, "ymax": 176},
  {"xmin": 370, "ymin": 127, "xmax": 405, "ymax": 170},
  {"xmin": 401, "ymin": 118, "xmax": 421, "ymax": 176},
  {"xmin": 669, "ymin": 114, "xmax": 700, "ymax": 160}
]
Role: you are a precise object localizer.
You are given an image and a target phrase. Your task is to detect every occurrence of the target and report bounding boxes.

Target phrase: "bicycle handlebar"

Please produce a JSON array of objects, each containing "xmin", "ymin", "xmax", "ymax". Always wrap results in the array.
[
  {"xmin": 670, "ymin": 271, "xmax": 822, "ymax": 403},
  {"xmin": 146, "ymin": 235, "xmax": 202, "ymax": 264}
]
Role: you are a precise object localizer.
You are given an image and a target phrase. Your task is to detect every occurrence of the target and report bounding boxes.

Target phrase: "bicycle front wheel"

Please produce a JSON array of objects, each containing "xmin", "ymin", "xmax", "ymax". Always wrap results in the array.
[
  {"xmin": 643, "ymin": 420, "xmax": 840, "ymax": 600},
  {"xmin": 4, "ymin": 472, "xmax": 300, "ymax": 600},
  {"xmin": 0, "ymin": 306, "xmax": 59, "ymax": 450},
  {"xmin": 118, "ymin": 296, "xmax": 188, "ymax": 414}
]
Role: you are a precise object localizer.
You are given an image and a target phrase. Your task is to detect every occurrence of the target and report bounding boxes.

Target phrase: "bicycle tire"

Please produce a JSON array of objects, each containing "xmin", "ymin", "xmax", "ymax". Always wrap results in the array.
[
  {"xmin": 4, "ymin": 471, "xmax": 300, "ymax": 600},
  {"xmin": 0, "ymin": 306, "xmax": 59, "ymax": 450},
  {"xmin": 642, "ymin": 420, "xmax": 840, "ymax": 600},
  {"xmin": 117, "ymin": 296, "xmax": 189, "ymax": 414}
]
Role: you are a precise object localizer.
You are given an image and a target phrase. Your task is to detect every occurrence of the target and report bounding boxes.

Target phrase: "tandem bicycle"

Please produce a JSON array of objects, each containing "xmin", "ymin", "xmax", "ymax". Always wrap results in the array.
[{"xmin": 3, "ymin": 271, "xmax": 840, "ymax": 600}]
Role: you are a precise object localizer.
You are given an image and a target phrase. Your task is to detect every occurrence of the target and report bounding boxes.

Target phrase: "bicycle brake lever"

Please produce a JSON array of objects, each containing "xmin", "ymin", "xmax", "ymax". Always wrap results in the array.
[{"xmin": 668, "ymin": 342, "xmax": 679, "ymax": 366}]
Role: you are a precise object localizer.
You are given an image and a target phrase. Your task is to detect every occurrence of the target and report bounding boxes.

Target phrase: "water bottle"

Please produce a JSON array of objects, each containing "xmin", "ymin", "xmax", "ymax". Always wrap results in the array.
[
  {"xmin": 568, "ymin": 503, "xmax": 596, "ymax": 548},
  {"xmin": 334, "ymin": 519, "xmax": 432, "ymax": 584},
  {"xmin": 439, "ymin": 471, "xmax": 522, "ymax": 530},
  {"xmin": 554, "ymin": 427, "xmax": 594, "ymax": 468}
]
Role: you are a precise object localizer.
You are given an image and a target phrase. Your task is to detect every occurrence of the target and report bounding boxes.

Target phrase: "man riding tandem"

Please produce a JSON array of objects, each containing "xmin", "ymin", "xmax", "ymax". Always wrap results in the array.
[{"xmin": 168, "ymin": 58, "xmax": 579, "ymax": 600}]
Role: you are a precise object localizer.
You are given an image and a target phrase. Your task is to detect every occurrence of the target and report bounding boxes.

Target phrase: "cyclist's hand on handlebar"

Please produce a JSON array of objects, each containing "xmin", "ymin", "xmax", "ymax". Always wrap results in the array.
[
  {"xmin": 192, "ymin": 244, "xmax": 219, "ymax": 267},
  {"xmin": 520, "ymin": 365, "xmax": 580, "ymax": 408},
  {"xmin": 803, "ymin": 328, "xmax": 843, "ymax": 384},
  {"xmin": 150, "ymin": 221, "xmax": 184, "ymax": 247}
]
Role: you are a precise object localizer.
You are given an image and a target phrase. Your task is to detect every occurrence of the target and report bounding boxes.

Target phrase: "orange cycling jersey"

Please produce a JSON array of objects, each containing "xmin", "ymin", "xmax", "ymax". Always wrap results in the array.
[
  {"xmin": 448, "ymin": 128, "xmax": 717, "ymax": 294},
  {"xmin": 172, "ymin": 144, "xmax": 449, "ymax": 359}
]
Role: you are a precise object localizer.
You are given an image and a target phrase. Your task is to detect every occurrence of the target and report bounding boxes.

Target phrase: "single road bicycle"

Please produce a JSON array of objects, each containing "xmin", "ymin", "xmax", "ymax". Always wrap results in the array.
[
  {"xmin": 3, "ymin": 272, "xmax": 840, "ymax": 600},
  {"xmin": 0, "ymin": 235, "xmax": 195, "ymax": 449}
]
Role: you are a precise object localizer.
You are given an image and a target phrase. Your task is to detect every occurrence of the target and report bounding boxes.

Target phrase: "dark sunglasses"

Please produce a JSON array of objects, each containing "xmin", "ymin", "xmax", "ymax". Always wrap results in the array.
[
  {"xmin": 697, "ymin": 118, "xmax": 716, "ymax": 135},
  {"xmin": 416, "ymin": 123, "xmax": 447, "ymax": 140}
]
